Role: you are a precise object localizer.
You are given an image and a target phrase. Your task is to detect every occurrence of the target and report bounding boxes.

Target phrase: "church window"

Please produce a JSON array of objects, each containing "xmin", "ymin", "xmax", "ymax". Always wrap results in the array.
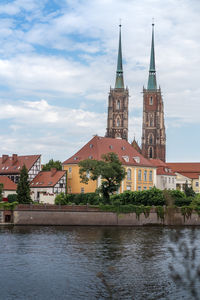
[
  {"xmin": 149, "ymin": 147, "xmax": 153, "ymax": 159},
  {"xmin": 149, "ymin": 134, "xmax": 153, "ymax": 145},
  {"xmin": 117, "ymin": 100, "xmax": 120, "ymax": 110},
  {"xmin": 149, "ymin": 114, "xmax": 154, "ymax": 127},
  {"xmin": 127, "ymin": 168, "xmax": 131, "ymax": 180},
  {"xmin": 144, "ymin": 170, "xmax": 147, "ymax": 181},
  {"xmin": 117, "ymin": 119, "xmax": 120, "ymax": 127},
  {"xmin": 138, "ymin": 169, "xmax": 142, "ymax": 181},
  {"xmin": 149, "ymin": 171, "xmax": 153, "ymax": 181},
  {"xmin": 149, "ymin": 96, "xmax": 153, "ymax": 105}
]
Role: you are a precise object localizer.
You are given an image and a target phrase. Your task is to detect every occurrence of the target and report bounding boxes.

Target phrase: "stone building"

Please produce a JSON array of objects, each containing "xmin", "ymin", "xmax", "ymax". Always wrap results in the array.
[
  {"xmin": 141, "ymin": 23, "xmax": 166, "ymax": 162},
  {"xmin": 105, "ymin": 25, "xmax": 129, "ymax": 141}
]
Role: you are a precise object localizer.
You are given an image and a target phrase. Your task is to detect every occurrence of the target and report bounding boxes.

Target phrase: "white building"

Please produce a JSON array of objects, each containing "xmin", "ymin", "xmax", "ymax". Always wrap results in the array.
[
  {"xmin": 150, "ymin": 159, "xmax": 176, "ymax": 190},
  {"xmin": 30, "ymin": 168, "xmax": 66, "ymax": 204}
]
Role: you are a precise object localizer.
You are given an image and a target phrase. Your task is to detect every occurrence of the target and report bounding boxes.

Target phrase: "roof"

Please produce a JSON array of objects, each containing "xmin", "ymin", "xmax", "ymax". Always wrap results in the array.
[
  {"xmin": 30, "ymin": 169, "xmax": 66, "ymax": 188},
  {"xmin": 0, "ymin": 154, "xmax": 41, "ymax": 174},
  {"xmin": 150, "ymin": 159, "xmax": 176, "ymax": 176},
  {"xmin": 167, "ymin": 163, "xmax": 200, "ymax": 179},
  {"xmin": 63, "ymin": 135, "xmax": 155, "ymax": 168},
  {"xmin": 0, "ymin": 176, "xmax": 17, "ymax": 191}
]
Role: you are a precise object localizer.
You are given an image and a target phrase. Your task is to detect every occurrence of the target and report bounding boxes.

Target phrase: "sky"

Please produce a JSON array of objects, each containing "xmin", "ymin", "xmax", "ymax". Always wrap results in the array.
[{"xmin": 0, "ymin": 0, "xmax": 200, "ymax": 163}]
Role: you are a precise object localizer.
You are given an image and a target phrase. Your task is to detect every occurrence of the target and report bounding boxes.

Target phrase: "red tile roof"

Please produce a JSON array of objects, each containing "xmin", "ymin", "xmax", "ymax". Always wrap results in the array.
[
  {"xmin": 150, "ymin": 159, "xmax": 176, "ymax": 176},
  {"xmin": 63, "ymin": 136, "xmax": 155, "ymax": 167},
  {"xmin": 31, "ymin": 169, "xmax": 66, "ymax": 188},
  {"xmin": 0, "ymin": 154, "xmax": 41, "ymax": 174},
  {"xmin": 0, "ymin": 176, "xmax": 17, "ymax": 191},
  {"xmin": 167, "ymin": 163, "xmax": 200, "ymax": 179},
  {"xmin": 167, "ymin": 163, "xmax": 200, "ymax": 173}
]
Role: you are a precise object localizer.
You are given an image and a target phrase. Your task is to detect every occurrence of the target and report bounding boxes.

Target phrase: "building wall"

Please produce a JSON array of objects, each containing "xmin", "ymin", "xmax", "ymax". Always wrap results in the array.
[
  {"xmin": 64, "ymin": 163, "xmax": 156, "ymax": 194},
  {"xmin": 3, "ymin": 190, "xmax": 16, "ymax": 198},
  {"xmin": 156, "ymin": 175, "xmax": 176, "ymax": 190}
]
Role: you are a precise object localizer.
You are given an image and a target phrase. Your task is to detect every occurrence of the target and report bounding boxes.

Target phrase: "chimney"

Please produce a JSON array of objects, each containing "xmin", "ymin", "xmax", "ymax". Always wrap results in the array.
[
  {"xmin": 12, "ymin": 154, "xmax": 18, "ymax": 165},
  {"xmin": 2, "ymin": 155, "xmax": 8, "ymax": 163},
  {"xmin": 51, "ymin": 168, "xmax": 57, "ymax": 177}
]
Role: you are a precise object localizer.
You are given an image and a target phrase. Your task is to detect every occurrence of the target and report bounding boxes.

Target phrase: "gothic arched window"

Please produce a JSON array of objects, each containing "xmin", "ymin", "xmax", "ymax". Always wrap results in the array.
[
  {"xmin": 117, "ymin": 100, "xmax": 120, "ymax": 110},
  {"xmin": 149, "ymin": 96, "xmax": 153, "ymax": 105},
  {"xmin": 149, "ymin": 114, "xmax": 154, "ymax": 127},
  {"xmin": 127, "ymin": 168, "xmax": 131, "ymax": 180},
  {"xmin": 117, "ymin": 118, "xmax": 120, "ymax": 127},
  {"xmin": 149, "ymin": 147, "xmax": 153, "ymax": 159},
  {"xmin": 148, "ymin": 133, "xmax": 153, "ymax": 145}
]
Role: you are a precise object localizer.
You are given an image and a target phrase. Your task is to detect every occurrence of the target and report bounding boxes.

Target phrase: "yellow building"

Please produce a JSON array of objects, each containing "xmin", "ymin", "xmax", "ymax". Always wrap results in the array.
[{"xmin": 63, "ymin": 136, "xmax": 156, "ymax": 194}]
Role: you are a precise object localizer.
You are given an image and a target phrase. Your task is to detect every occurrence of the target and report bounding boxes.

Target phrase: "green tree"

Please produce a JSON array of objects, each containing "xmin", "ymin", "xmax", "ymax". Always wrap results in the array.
[
  {"xmin": 184, "ymin": 182, "xmax": 195, "ymax": 198},
  {"xmin": 79, "ymin": 152, "xmax": 126, "ymax": 201},
  {"xmin": 42, "ymin": 159, "xmax": 62, "ymax": 171},
  {"xmin": 16, "ymin": 165, "xmax": 32, "ymax": 204},
  {"xmin": 0, "ymin": 183, "xmax": 3, "ymax": 201}
]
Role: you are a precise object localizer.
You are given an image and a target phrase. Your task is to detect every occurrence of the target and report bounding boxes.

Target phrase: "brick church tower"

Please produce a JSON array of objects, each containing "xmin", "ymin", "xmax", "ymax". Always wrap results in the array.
[
  {"xmin": 141, "ymin": 23, "xmax": 166, "ymax": 161},
  {"xmin": 106, "ymin": 25, "xmax": 129, "ymax": 140}
]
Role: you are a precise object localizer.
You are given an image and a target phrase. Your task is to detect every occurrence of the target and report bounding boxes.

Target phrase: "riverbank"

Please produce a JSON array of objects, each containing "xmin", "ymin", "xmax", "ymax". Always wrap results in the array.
[{"xmin": 1, "ymin": 205, "xmax": 200, "ymax": 226}]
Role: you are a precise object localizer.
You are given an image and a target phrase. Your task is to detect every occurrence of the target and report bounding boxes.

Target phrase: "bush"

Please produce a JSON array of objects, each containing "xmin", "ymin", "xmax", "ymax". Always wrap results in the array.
[
  {"xmin": 55, "ymin": 192, "xmax": 101, "ymax": 205},
  {"xmin": 169, "ymin": 190, "xmax": 186, "ymax": 200},
  {"xmin": 174, "ymin": 197, "xmax": 193, "ymax": 207},
  {"xmin": 7, "ymin": 194, "xmax": 18, "ymax": 203}
]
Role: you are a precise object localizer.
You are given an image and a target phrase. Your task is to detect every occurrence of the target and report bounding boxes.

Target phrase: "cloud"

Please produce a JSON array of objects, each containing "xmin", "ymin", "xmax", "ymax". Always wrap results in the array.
[{"xmin": 0, "ymin": 0, "xmax": 200, "ymax": 162}]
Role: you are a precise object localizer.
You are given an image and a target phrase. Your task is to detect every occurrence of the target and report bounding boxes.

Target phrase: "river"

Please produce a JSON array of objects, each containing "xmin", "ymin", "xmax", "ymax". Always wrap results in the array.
[{"xmin": 0, "ymin": 226, "xmax": 200, "ymax": 300}]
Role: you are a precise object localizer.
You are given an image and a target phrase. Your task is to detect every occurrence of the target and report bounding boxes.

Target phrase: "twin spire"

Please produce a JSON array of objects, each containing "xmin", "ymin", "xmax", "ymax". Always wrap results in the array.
[
  {"xmin": 115, "ymin": 24, "xmax": 124, "ymax": 89},
  {"xmin": 114, "ymin": 22, "xmax": 157, "ymax": 90},
  {"xmin": 147, "ymin": 22, "xmax": 157, "ymax": 90}
]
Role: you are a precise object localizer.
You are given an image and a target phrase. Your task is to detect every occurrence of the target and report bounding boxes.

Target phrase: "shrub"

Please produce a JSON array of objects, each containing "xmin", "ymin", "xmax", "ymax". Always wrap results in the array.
[
  {"xmin": 169, "ymin": 190, "xmax": 186, "ymax": 200},
  {"xmin": 7, "ymin": 194, "xmax": 18, "ymax": 203},
  {"xmin": 174, "ymin": 197, "xmax": 193, "ymax": 207}
]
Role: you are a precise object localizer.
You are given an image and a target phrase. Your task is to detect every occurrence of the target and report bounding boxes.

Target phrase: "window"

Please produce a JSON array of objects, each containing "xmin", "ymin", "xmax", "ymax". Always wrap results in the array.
[
  {"xmin": 149, "ymin": 134, "xmax": 153, "ymax": 145},
  {"xmin": 144, "ymin": 186, "xmax": 147, "ymax": 190},
  {"xmin": 149, "ymin": 170, "xmax": 153, "ymax": 182},
  {"xmin": 149, "ymin": 186, "xmax": 152, "ymax": 190},
  {"xmin": 88, "ymin": 156, "xmax": 93, "ymax": 159},
  {"xmin": 144, "ymin": 170, "xmax": 147, "ymax": 181},
  {"xmin": 68, "ymin": 167, "xmax": 72, "ymax": 173},
  {"xmin": 59, "ymin": 183, "xmax": 63, "ymax": 188},
  {"xmin": 86, "ymin": 170, "xmax": 90, "ymax": 179},
  {"xmin": 117, "ymin": 100, "xmax": 120, "ymax": 110},
  {"xmin": 133, "ymin": 156, "xmax": 140, "ymax": 163},
  {"xmin": 117, "ymin": 119, "xmax": 120, "ymax": 127},
  {"xmin": 149, "ymin": 147, "xmax": 153, "ymax": 159},
  {"xmin": 169, "ymin": 177, "xmax": 171, "ymax": 183},
  {"xmin": 172, "ymin": 178, "xmax": 174, "ymax": 184},
  {"xmin": 81, "ymin": 187, "xmax": 84, "ymax": 193},
  {"xmin": 138, "ymin": 169, "xmax": 142, "ymax": 181},
  {"xmin": 89, "ymin": 144, "xmax": 93, "ymax": 148},
  {"xmin": 126, "ymin": 185, "xmax": 131, "ymax": 191},
  {"xmin": 127, "ymin": 168, "xmax": 131, "ymax": 180},
  {"xmin": 149, "ymin": 96, "xmax": 153, "ymax": 105},
  {"xmin": 196, "ymin": 182, "xmax": 199, "ymax": 187},
  {"xmin": 138, "ymin": 186, "xmax": 141, "ymax": 191}
]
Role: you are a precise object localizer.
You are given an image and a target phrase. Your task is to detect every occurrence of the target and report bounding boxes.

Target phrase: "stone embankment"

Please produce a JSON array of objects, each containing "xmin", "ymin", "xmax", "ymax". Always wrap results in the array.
[{"xmin": 1, "ymin": 204, "xmax": 200, "ymax": 226}]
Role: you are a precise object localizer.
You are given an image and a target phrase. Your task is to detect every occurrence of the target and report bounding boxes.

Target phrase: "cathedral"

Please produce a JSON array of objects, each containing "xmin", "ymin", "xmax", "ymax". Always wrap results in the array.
[{"xmin": 106, "ymin": 23, "xmax": 166, "ymax": 162}]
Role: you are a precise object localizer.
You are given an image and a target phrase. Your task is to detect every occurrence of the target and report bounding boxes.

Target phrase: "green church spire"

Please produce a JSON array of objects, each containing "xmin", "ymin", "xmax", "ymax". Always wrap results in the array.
[
  {"xmin": 115, "ymin": 24, "xmax": 124, "ymax": 89},
  {"xmin": 147, "ymin": 22, "xmax": 157, "ymax": 90}
]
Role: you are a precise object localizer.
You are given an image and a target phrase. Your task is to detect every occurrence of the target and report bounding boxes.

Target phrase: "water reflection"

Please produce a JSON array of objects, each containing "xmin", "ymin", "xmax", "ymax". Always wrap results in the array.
[{"xmin": 0, "ymin": 226, "xmax": 200, "ymax": 299}]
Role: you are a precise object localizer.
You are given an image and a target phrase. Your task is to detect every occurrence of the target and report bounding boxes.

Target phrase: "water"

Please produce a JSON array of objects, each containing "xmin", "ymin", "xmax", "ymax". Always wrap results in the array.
[{"xmin": 0, "ymin": 226, "xmax": 200, "ymax": 300}]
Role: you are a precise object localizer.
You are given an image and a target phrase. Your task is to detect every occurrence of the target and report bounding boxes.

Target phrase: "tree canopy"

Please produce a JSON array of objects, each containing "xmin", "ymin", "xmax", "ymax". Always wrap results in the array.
[
  {"xmin": 42, "ymin": 159, "xmax": 62, "ymax": 171},
  {"xmin": 16, "ymin": 165, "xmax": 32, "ymax": 204},
  {"xmin": 79, "ymin": 152, "xmax": 126, "ymax": 200}
]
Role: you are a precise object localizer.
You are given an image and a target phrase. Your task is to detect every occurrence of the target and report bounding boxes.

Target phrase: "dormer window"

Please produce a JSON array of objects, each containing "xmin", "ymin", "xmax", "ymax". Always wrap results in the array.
[
  {"xmin": 122, "ymin": 156, "xmax": 129, "ymax": 162},
  {"xmin": 133, "ymin": 156, "xmax": 140, "ymax": 163}
]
